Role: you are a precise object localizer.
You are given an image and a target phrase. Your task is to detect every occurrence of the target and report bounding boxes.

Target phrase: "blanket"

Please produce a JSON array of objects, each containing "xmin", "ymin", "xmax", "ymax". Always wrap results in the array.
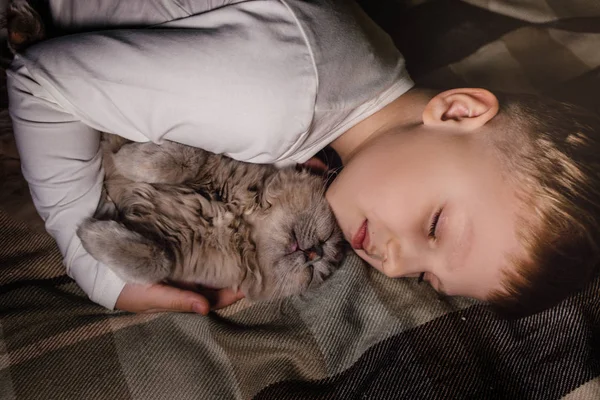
[{"xmin": 2, "ymin": 0, "xmax": 600, "ymax": 399}]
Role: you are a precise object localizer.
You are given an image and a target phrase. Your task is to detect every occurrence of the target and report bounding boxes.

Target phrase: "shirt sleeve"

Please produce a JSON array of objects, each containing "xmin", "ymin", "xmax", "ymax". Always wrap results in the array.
[
  {"xmin": 49, "ymin": 0, "xmax": 249, "ymax": 28},
  {"xmin": 8, "ymin": 57, "xmax": 126, "ymax": 309},
  {"xmin": 7, "ymin": 0, "xmax": 316, "ymax": 309},
  {"xmin": 20, "ymin": 1, "xmax": 316, "ymax": 163}
]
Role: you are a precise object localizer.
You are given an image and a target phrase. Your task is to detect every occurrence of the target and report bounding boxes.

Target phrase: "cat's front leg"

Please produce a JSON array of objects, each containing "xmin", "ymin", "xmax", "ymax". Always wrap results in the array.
[
  {"xmin": 112, "ymin": 141, "xmax": 209, "ymax": 184},
  {"xmin": 77, "ymin": 219, "xmax": 174, "ymax": 284}
]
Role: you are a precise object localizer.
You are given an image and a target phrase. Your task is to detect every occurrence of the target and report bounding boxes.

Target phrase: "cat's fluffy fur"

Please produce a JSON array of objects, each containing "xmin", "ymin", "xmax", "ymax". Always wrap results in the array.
[{"xmin": 77, "ymin": 135, "xmax": 344, "ymax": 301}]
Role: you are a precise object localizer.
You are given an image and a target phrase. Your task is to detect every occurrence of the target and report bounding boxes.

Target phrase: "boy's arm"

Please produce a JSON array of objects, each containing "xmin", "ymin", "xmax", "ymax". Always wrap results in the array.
[
  {"xmin": 8, "ymin": 58, "xmax": 125, "ymax": 309},
  {"xmin": 50, "ymin": 0, "xmax": 248, "ymax": 28},
  {"xmin": 17, "ymin": 3, "xmax": 314, "ymax": 163}
]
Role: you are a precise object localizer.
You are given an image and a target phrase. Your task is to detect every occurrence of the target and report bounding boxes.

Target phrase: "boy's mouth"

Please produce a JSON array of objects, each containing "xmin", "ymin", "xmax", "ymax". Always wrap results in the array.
[{"xmin": 352, "ymin": 220, "xmax": 369, "ymax": 250}]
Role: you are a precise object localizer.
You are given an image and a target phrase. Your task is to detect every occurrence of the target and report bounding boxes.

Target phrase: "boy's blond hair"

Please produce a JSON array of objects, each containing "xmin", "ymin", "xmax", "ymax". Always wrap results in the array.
[{"xmin": 486, "ymin": 93, "xmax": 600, "ymax": 317}]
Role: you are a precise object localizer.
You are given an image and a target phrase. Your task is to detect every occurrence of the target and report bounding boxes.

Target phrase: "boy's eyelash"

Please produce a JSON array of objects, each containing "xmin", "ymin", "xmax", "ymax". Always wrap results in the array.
[{"xmin": 429, "ymin": 209, "xmax": 442, "ymax": 238}]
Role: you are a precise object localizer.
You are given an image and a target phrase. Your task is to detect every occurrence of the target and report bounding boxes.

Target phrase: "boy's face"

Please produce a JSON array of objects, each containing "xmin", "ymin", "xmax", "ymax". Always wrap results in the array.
[{"xmin": 326, "ymin": 124, "xmax": 527, "ymax": 301}]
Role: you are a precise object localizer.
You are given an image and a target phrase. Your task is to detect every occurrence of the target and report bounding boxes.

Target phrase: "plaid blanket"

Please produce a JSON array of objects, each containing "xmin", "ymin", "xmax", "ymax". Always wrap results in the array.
[{"xmin": 2, "ymin": 0, "xmax": 600, "ymax": 399}]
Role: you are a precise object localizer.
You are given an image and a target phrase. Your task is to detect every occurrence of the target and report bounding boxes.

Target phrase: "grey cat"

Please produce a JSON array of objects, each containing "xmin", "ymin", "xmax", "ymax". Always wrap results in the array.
[{"xmin": 77, "ymin": 135, "xmax": 344, "ymax": 301}]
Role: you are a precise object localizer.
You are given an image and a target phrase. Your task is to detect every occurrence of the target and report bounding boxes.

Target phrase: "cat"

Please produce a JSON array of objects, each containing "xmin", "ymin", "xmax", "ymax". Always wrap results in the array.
[{"xmin": 77, "ymin": 134, "xmax": 345, "ymax": 302}]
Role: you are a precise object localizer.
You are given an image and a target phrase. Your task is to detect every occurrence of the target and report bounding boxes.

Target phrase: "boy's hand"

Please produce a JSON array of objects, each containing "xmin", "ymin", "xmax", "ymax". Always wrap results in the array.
[{"xmin": 115, "ymin": 283, "xmax": 245, "ymax": 314}]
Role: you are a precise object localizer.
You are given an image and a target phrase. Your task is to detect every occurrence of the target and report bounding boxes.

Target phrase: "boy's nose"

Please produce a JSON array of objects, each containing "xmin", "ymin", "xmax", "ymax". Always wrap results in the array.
[{"xmin": 382, "ymin": 240, "xmax": 406, "ymax": 278}]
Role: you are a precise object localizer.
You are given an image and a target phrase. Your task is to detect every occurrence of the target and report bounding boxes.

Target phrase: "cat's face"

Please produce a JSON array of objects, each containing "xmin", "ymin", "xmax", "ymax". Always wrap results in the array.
[{"xmin": 244, "ymin": 168, "xmax": 345, "ymax": 300}]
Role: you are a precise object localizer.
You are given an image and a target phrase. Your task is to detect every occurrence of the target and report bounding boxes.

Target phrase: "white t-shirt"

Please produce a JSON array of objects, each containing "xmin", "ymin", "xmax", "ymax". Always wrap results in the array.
[{"xmin": 7, "ymin": 0, "xmax": 414, "ymax": 309}]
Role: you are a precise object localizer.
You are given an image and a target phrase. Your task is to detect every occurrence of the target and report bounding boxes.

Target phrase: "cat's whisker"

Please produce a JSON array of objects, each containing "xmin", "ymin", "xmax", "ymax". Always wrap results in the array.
[
  {"xmin": 272, "ymin": 268, "xmax": 293, "ymax": 300},
  {"xmin": 274, "ymin": 256, "xmax": 312, "ymax": 299},
  {"xmin": 321, "ymin": 166, "xmax": 342, "ymax": 192},
  {"xmin": 323, "ymin": 229, "xmax": 334, "ymax": 243},
  {"xmin": 302, "ymin": 257, "xmax": 322, "ymax": 269}
]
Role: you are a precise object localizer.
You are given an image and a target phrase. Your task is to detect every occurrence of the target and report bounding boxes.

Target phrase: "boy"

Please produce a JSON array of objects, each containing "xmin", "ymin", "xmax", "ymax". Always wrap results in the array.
[{"xmin": 6, "ymin": 0, "xmax": 600, "ymax": 317}]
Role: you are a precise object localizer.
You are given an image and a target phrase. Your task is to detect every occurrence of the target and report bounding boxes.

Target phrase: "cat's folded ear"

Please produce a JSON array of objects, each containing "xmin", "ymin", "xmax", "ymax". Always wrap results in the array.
[
  {"xmin": 260, "ymin": 168, "xmax": 310, "ymax": 208},
  {"xmin": 259, "ymin": 173, "xmax": 283, "ymax": 209}
]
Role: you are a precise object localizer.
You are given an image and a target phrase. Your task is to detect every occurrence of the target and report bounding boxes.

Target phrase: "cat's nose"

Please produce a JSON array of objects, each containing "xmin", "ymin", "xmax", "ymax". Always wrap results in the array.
[{"xmin": 305, "ymin": 245, "xmax": 323, "ymax": 261}]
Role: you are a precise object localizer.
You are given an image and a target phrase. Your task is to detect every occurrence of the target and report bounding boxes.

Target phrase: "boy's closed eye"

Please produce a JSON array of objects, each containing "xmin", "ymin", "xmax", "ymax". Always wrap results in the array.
[{"xmin": 428, "ymin": 208, "xmax": 443, "ymax": 239}]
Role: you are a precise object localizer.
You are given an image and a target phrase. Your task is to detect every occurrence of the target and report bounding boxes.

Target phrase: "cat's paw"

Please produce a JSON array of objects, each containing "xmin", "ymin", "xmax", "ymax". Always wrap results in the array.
[
  {"xmin": 4, "ymin": 0, "xmax": 47, "ymax": 54},
  {"xmin": 77, "ymin": 218, "xmax": 174, "ymax": 284}
]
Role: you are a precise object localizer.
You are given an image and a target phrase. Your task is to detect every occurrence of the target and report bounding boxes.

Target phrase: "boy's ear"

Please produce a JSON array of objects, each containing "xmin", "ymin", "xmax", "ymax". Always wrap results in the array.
[{"xmin": 422, "ymin": 88, "xmax": 499, "ymax": 132}]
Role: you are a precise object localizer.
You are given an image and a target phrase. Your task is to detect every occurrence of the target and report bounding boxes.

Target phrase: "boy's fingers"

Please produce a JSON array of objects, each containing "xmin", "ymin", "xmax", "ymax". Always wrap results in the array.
[
  {"xmin": 210, "ymin": 288, "xmax": 245, "ymax": 310},
  {"xmin": 194, "ymin": 286, "xmax": 245, "ymax": 309},
  {"xmin": 116, "ymin": 283, "xmax": 244, "ymax": 314},
  {"xmin": 150, "ymin": 284, "xmax": 210, "ymax": 314},
  {"xmin": 116, "ymin": 283, "xmax": 210, "ymax": 315}
]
